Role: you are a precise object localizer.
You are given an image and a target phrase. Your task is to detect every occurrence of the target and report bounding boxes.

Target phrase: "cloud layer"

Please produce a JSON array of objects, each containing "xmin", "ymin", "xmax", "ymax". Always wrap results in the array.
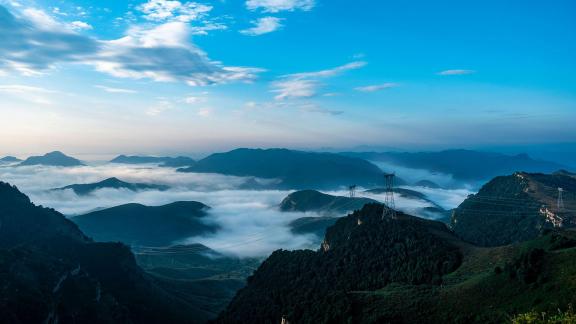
[
  {"xmin": 241, "ymin": 16, "xmax": 283, "ymax": 36},
  {"xmin": 0, "ymin": 163, "xmax": 470, "ymax": 257},
  {"xmin": 0, "ymin": 4, "xmax": 262, "ymax": 86},
  {"xmin": 246, "ymin": 0, "xmax": 315, "ymax": 13}
]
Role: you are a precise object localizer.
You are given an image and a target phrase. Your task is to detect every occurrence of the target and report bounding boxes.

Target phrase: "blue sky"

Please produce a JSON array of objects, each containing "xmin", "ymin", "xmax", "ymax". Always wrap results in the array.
[{"xmin": 0, "ymin": 0, "xmax": 575, "ymax": 156}]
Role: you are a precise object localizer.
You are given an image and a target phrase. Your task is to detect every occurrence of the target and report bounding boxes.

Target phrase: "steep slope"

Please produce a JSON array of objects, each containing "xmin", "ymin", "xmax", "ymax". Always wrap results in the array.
[
  {"xmin": 53, "ymin": 177, "xmax": 169, "ymax": 195},
  {"xmin": 279, "ymin": 190, "xmax": 378, "ymax": 215},
  {"xmin": 217, "ymin": 202, "xmax": 576, "ymax": 323},
  {"xmin": 0, "ymin": 182, "xmax": 88, "ymax": 247},
  {"xmin": 178, "ymin": 148, "xmax": 389, "ymax": 189},
  {"xmin": 0, "ymin": 181, "xmax": 217, "ymax": 323},
  {"xmin": 451, "ymin": 171, "xmax": 576, "ymax": 246},
  {"xmin": 18, "ymin": 151, "xmax": 84, "ymax": 167},
  {"xmin": 345, "ymin": 150, "xmax": 567, "ymax": 182},
  {"xmin": 72, "ymin": 201, "xmax": 216, "ymax": 246},
  {"xmin": 110, "ymin": 155, "xmax": 195, "ymax": 167},
  {"xmin": 218, "ymin": 204, "xmax": 463, "ymax": 323}
]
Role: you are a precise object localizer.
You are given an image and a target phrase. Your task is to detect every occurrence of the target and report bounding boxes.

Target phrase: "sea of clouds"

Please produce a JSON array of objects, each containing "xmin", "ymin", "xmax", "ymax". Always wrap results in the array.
[{"xmin": 0, "ymin": 163, "xmax": 473, "ymax": 258}]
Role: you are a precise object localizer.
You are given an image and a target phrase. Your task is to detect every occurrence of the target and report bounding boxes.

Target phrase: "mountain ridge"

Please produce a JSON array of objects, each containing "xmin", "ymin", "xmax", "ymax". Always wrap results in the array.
[{"xmin": 53, "ymin": 177, "xmax": 169, "ymax": 195}]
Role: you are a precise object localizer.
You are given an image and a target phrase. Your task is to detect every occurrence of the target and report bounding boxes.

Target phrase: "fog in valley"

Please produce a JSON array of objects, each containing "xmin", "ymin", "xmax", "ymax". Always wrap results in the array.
[{"xmin": 0, "ymin": 162, "xmax": 473, "ymax": 258}]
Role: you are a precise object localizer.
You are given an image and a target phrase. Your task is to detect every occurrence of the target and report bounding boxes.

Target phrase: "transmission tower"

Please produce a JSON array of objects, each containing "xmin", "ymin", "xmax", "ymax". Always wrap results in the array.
[
  {"xmin": 558, "ymin": 187, "xmax": 565, "ymax": 211},
  {"xmin": 349, "ymin": 185, "xmax": 357, "ymax": 198},
  {"xmin": 381, "ymin": 173, "xmax": 397, "ymax": 219}
]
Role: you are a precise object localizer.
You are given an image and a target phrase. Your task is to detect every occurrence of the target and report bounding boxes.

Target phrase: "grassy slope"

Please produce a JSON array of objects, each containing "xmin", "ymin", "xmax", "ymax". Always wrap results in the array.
[{"xmin": 351, "ymin": 230, "xmax": 576, "ymax": 323}]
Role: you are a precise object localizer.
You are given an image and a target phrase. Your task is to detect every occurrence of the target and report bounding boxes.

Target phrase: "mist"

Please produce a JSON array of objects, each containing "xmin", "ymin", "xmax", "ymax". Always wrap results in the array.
[{"xmin": 0, "ymin": 163, "xmax": 472, "ymax": 258}]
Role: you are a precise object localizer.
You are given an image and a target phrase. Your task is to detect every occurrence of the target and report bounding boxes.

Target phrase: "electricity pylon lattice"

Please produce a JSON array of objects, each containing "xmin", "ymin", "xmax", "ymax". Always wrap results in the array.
[
  {"xmin": 382, "ymin": 173, "xmax": 397, "ymax": 219},
  {"xmin": 349, "ymin": 185, "xmax": 357, "ymax": 198},
  {"xmin": 558, "ymin": 187, "xmax": 565, "ymax": 211}
]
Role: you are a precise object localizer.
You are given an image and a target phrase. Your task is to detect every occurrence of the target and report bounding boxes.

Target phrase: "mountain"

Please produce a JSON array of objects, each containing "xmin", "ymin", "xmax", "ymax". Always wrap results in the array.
[
  {"xmin": 53, "ymin": 177, "xmax": 169, "ymax": 195},
  {"xmin": 344, "ymin": 149, "xmax": 568, "ymax": 182},
  {"xmin": 72, "ymin": 201, "xmax": 216, "ymax": 246},
  {"xmin": 110, "ymin": 155, "xmax": 196, "ymax": 167},
  {"xmin": 279, "ymin": 190, "xmax": 378, "ymax": 215},
  {"xmin": 288, "ymin": 216, "xmax": 338, "ymax": 237},
  {"xmin": 0, "ymin": 181, "xmax": 218, "ymax": 323},
  {"xmin": 0, "ymin": 182, "xmax": 89, "ymax": 247},
  {"xmin": 179, "ymin": 148, "xmax": 389, "ymax": 189},
  {"xmin": 451, "ymin": 171, "xmax": 576, "ymax": 246},
  {"xmin": 217, "ymin": 204, "xmax": 463, "ymax": 323},
  {"xmin": 18, "ymin": 151, "xmax": 84, "ymax": 167},
  {"xmin": 217, "ymin": 203, "xmax": 576, "ymax": 323},
  {"xmin": 0, "ymin": 156, "xmax": 21, "ymax": 164}
]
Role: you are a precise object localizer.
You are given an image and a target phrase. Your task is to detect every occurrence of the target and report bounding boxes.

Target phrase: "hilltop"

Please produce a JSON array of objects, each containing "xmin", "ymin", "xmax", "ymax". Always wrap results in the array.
[
  {"xmin": 18, "ymin": 151, "xmax": 84, "ymax": 167},
  {"xmin": 72, "ymin": 201, "xmax": 216, "ymax": 247},
  {"xmin": 217, "ymin": 203, "xmax": 576, "ymax": 323},
  {"xmin": 178, "ymin": 148, "xmax": 390, "ymax": 189},
  {"xmin": 0, "ymin": 156, "xmax": 21, "ymax": 164},
  {"xmin": 452, "ymin": 171, "xmax": 576, "ymax": 246},
  {"xmin": 53, "ymin": 177, "xmax": 169, "ymax": 195}
]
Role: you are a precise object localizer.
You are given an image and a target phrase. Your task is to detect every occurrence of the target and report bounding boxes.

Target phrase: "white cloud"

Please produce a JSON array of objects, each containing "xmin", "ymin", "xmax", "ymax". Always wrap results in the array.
[
  {"xmin": 20, "ymin": 7, "xmax": 60, "ymax": 29},
  {"xmin": 0, "ymin": 5, "xmax": 261, "ymax": 86},
  {"xmin": 301, "ymin": 104, "xmax": 343, "ymax": 116},
  {"xmin": 197, "ymin": 107, "xmax": 213, "ymax": 117},
  {"xmin": 272, "ymin": 61, "xmax": 366, "ymax": 100},
  {"xmin": 0, "ymin": 84, "xmax": 56, "ymax": 104},
  {"xmin": 52, "ymin": 7, "xmax": 68, "ymax": 16},
  {"xmin": 241, "ymin": 16, "xmax": 283, "ymax": 36},
  {"xmin": 92, "ymin": 21, "xmax": 264, "ymax": 86},
  {"xmin": 146, "ymin": 99, "xmax": 173, "ymax": 116},
  {"xmin": 0, "ymin": 84, "xmax": 55, "ymax": 94},
  {"xmin": 246, "ymin": 0, "xmax": 315, "ymax": 13},
  {"xmin": 69, "ymin": 20, "xmax": 92, "ymax": 30},
  {"xmin": 95, "ymin": 85, "xmax": 137, "ymax": 94},
  {"xmin": 288, "ymin": 61, "xmax": 367, "ymax": 79},
  {"xmin": 437, "ymin": 69, "xmax": 476, "ymax": 76},
  {"xmin": 183, "ymin": 96, "xmax": 201, "ymax": 104},
  {"xmin": 137, "ymin": 0, "xmax": 212, "ymax": 22},
  {"xmin": 355, "ymin": 82, "xmax": 399, "ymax": 92},
  {"xmin": 272, "ymin": 79, "xmax": 317, "ymax": 100}
]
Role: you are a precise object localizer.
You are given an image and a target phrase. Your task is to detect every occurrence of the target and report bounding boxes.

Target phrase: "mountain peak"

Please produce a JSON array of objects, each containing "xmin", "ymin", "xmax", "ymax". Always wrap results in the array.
[{"xmin": 19, "ymin": 151, "xmax": 84, "ymax": 167}]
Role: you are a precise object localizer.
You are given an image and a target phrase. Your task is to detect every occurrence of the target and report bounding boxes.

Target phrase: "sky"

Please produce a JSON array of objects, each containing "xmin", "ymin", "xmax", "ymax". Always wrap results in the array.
[{"xmin": 0, "ymin": 0, "xmax": 575, "ymax": 157}]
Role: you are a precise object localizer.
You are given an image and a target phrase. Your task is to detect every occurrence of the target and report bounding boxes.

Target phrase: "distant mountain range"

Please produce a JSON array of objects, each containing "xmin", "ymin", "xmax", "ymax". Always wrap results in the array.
[
  {"xmin": 72, "ymin": 201, "xmax": 216, "ymax": 246},
  {"xmin": 18, "ymin": 151, "xmax": 84, "ymax": 167},
  {"xmin": 451, "ymin": 170, "xmax": 576, "ymax": 246},
  {"xmin": 110, "ymin": 155, "xmax": 196, "ymax": 167},
  {"xmin": 179, "ymin": 148, "xmax": 392, "ymax": 189},
  {"xmin": 0, "ymin": 181, "xmax": 218, "ymax": 323},
  {"xmin": 53, "ymin": 177, "xmax": 169, "ymax": 195},
  {"xmin": 344, "ymin": 149, "xmax": 568, "ymax": 182}
]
